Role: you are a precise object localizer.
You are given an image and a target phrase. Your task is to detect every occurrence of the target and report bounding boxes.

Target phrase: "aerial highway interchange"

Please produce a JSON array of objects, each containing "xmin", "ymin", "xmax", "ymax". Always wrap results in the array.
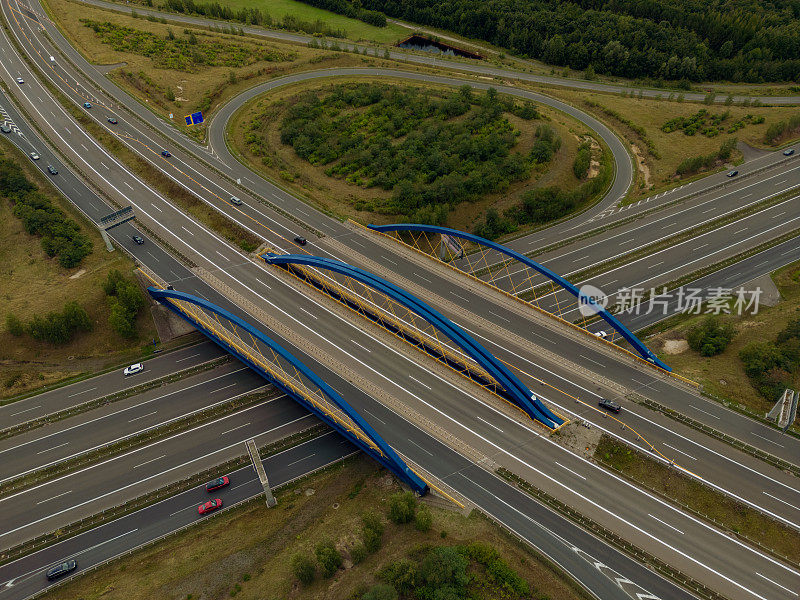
[{"xmin": 1, "ymin": 1, "xmax": 800, "ymax": 599}]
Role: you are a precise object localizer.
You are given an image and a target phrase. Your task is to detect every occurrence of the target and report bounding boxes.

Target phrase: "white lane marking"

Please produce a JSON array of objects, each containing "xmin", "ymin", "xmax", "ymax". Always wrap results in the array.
[
  {"xmin": 488, "ymin": 310, "xmax": 510, "ymax": 323},
  {"xmin": 573, "ymin": 254, "xmax": 590, "ymax": 262},
  {"xmin": 175, "ymin": 352, "xmax": 200, "ymax": 363},
  {"xmin": 36, "ymin": 442, "xmax": 68, "ymax": 454},
  {"xmin": 350, "ymin": 339, "xmax": 371, "ymax": 353},
  {"xmin": 299, "ymin": 307, "xmax": 317, "ymax": 319},
  {"xmin": 407, "ymin": 438, "xmax": 433, "ymax": 456},
  {"xmin": 450, "ymin": 291, "xmax": 470, "ymax": 302},
  {"xmin": 763, "ymin": 492, "xmax": 800, "ymax": 513},
  {"xmin": 67, "ymin": 387, "xmax": 96, "ymax": 398},
  {"xmin": 150, "ymin": 202, "xmax": 162, "ymax": 211},
  {"xmin": 363, "ymin": 409, "xmax": 386, "ymax": 425},
  {"xmin": 124, "ymin": 181, "xmax": 134, "ymax": 189},
  {"xmin": 554, "ymin": 461, "xmax": 586, "ymax": 480},
  {"xmin": 80, "ymin": 143, "xmax": 88, "ymax": 152},
  {"xmin": 128, "ymin": 411, "xmax": 157, "ymax": 422},
  {"xmin": 133, "ymin": 454, "xmax": 166, "ymax": 469},
  {"xmin": 218, "ymin": 423, "xmax": 251, "ymax": 437},
  {"xmin": 181, "ymin": 226, "xmax": 194, "ymax": 236},
  {"xmin": 258, "ymin": 278, "xmax": 271, "ymax": 289},
  {"xmin": 476, "ymin": 415, "xmax": 503, "ymax": 433},
  {"xmin": 694, "ymin": 243, "xmax": 709, "ymax": 251},
  {"xmin": 649, "ymin": 261, "xmax": 664, "ymax": 268},
  {"xmin": 350, "ymin": 239, "xmax": 364, "ymax": 248},
  {"xmin": 688, "ymin": 404, "xmax": 720, "ymax": 419},
  {"xmin": 100, "ymin": 161, "xmax": 109, "ymax": 170},
  {"xmin": 287, "ymin": 452, "xmax": 315, "ymax": 467},
  {"xmin": 382, "ymin": 256, "xmax": 397, "ymax": 266},
  {"xmin": 663, "ymin": 443, "xmax": 697, "ymax": 461},
  {"xmin": 579, "ymin": 354, "xmax": 605, "ymax": 368},
  {"xmin": 9, "ymin": 405, "xmax": 40, "ymax": 417},
  {"xmin": 408, "ymin": 375, "xmax": 431, "ymax": 390},
  {"xmin": 36, "ymin": 490, "xmax": 72, "ymax": 505},
  {"xmin": 772, "ymin": 211, "xmax": 786, "ymax": 219},
  {"xmin": 215, "ymin": 250, "xmax": 230, "ymax": 261},
  {"xmin": 756, "ymin": 572, "xmax": 798, "ymax": 596},
  {"xmin": 750, "ymin": 432, "xmax": 784, "ymax": 447},
  {"xmin": 415, "ymin": 273, "xmax": 432, "ymax": 283},
  {"xmin": 648, "ymin": 513, "xmax": 684, "ymax": 535},
  {"xmin": 774, "ymin": 179, "xmax": 787, "ymax": 186},
  {"xmin": 210, "ymin": 384, "xmax": 236, "ymax": 394}
]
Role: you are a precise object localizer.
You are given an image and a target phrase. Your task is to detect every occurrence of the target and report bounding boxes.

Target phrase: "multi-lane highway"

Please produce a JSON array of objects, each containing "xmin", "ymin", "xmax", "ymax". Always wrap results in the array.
[{"xmin": 2, "ymin": 1, "xmax": 800, "ymax": 599}]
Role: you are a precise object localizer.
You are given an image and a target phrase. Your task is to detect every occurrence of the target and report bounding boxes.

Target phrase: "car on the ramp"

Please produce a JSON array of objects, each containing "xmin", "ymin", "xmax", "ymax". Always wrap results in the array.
[
  {"xmin": 132, "ymin": 235, "xmax": 145, "ymax": 245},
  {"xmin": 198, "ymin": 499, "xmax": 222, "ymax": 515},
  {"xmin": 46, "ymin": 560, "xmax": 76, "ymax": 580}
]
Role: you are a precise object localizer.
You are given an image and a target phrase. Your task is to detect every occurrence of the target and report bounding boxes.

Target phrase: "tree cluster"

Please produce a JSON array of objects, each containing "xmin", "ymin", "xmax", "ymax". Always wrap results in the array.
[
  {"xmin": 739, "ymin": 318, "xmax": 800, "ymax": 400},
  {"xmin": 686, "ymin": 316, "xmax": 736, "ymax": 356},
  {"xmin": 6, "ymin": 301, "xmax": 92, "ymax": 345},
  {"xmin": 662, "ymin": 109, "xmax": 763, "ymax": 137},
  {"xmin": 0, "ymin": 158, "xmax": 92, "ymax": 269},
  {"xmin": 162, "ymin": 0, "xmax": 347, "ymax": 37},
  {"xmin": 103, "ymin": 270, "xmax": 145, "ymax": 339},
  {"xmin": 675, "ymin": 137, "xmax": 737, "ymax": 176},
  {"xmin": 765, "ymin": 114, "xmax": 800, "ymax": 145},
  {"xmin": 356, "ymin": 0, "xmax": 800, "ymax": 82},
  {"xmin": 297, "ymin": 0, "xmax": 387, "ymax": 27},
  {"xmin": 279, "ymin": 83, "xmax": 536, "ymax": 224}
]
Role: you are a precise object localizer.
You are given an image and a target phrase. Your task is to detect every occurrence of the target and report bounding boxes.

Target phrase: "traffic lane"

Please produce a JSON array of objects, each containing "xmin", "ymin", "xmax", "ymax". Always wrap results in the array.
[
  {"xmin": 493, "ymin": 169, "xmax": 800, "ymax": 290},
  {"xmin": 0, "ymin": 364, "xmax": 266, "ymax": 481},
  {"xmin": 0, "ymin": 432, "xmax": 355, "ymax": 600},
  {"xmin": 623, "ymin": 235, "xmax": 800, "ymax": 332},
  {"xmin": 0, "ymin": 398, "xmax": 313, "ymax": 549},
  {"xmin": 450, "ymin": 315, "xmax": 800, "ymax": 527}
]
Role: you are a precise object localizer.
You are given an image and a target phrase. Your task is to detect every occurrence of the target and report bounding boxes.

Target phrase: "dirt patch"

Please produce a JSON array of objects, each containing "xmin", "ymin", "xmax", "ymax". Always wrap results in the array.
[
  {"xmin": 663, "ymin": 339, "xmax": 689, "ymax": 354},
  {"xmin": 631, "ymin": 143, "xmax": 651, "ymax": 188},
  {"xmin": 553, "ymin": 420, "xmax": 603, "ymax": 459}
]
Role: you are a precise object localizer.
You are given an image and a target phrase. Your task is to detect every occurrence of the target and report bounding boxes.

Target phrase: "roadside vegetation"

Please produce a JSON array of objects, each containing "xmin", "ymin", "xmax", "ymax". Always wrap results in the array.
[
  {"xmin": 44, "ymin": 457, "xmax": 586, "ymax": 600},
  {"xmin": 0, "ymin": 139, "xmax": 156, "ymax": 399},
  {"xmin": 237, "ymin": 79, "xmax": 599, "ymax": 234},
  {"xmin": 646, "ymin": 260, "xmax": 800, "ymax": 422},
  {"xmin": 541, "ymin": 87, "xmax": 800, "ymax": 200}
]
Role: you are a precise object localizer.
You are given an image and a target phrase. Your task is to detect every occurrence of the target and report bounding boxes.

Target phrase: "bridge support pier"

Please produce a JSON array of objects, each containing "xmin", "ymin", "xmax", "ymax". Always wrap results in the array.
[{"xmin": 246, "ymin": 439, "xmax": 277, "ymax": 508}]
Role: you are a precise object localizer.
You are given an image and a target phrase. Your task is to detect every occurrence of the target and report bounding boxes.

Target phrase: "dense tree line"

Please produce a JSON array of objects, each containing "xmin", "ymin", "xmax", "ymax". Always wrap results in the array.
[
  {"xmin": 297, "ymin": 0, "xmax": 387, "ymax": 27},
  {"xmin": 0, "ymin": 158, "xmax": 92, "ymax": 268},
  {"xmin": 675, "ymin": 137, "xmax": 737, "ymax": 176},
  {"xmin": 354, "ymin": 0, "xmax": 800, "ymax": 82},
  {"xmin": 162, "ymin": 0, "xmax": 347, "ymax": 37},
  {"xmin": 279, "ymin": 83, "xmax": 538, "ymax": 224},
  {"xmin": 740, "ymin": 318, "xmax": 800, "ymax": 400}
]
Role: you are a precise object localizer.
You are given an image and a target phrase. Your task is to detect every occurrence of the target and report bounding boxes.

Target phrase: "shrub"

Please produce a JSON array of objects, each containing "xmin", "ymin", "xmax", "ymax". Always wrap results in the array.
[
  {"xmin": 350, "ymin": 543, "xmax": 367, "ymax": 564},
  {"xmin": 362, "ymin": 511, "xmax": 384, "ymax": 553},
  {"xmin": 388, "ymin": 491, "xmax": 416, "ymax": 524},
  {"xmin": 24, "ymin": 301, "xmax": 92, "ymax": 344},
  {"xmin": 417, "ymin": 546, "xmax": 469, "ymax": 598},
  {"xmin": 6, "ymin": 314, "xmax": 25, "ymax": 337},
  {"xmin": 686, "ymin": 316, "xmax": 735, "ymax": 356},
  {"xmin": 315, "ymin": 540, "xmax": 342, "ymax": 578},
  {"xmin": 414, "ymin": 504, "xmax": 433, "ymax": 532},
  {"xmin": 572, "ymin": 142, "xmax": 591, "ymax": 179},
  {"xmin": 291, "ymin": 553, "xmax": 315, "ymax": 584},
  {"xmin": 378, "ymin": 559, "xmax": 417, "ymax": 594},
  {"xmin": 104, "ymin": 271, "xmax": 145, "ymax": 339}
]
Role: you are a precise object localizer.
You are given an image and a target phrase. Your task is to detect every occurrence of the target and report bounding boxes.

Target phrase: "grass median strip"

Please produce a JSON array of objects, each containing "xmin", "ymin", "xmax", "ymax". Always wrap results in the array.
[
  {"xmin": 0, "ymin": 356, "xmax": 229, "ymax": 442},
  {"xmin": 594, "ymin": 434, "xmax": 800, "ymax": 566},
  {"xmin": 0, "ymin": 422, "xmax": 330, "ymax": 567},
  {"xmin": 0, "ymin": 386, "xmax": 275, "ymax": 498}
]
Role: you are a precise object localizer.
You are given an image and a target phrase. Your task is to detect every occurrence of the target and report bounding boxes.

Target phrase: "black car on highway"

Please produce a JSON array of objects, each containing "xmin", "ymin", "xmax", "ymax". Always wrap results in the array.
[
  {"xmin": 132, "ymin": 235, "xmax": 144, "ymax": 245},
  {"xmin": 598, "ymin": 398, "xmax": 621, "ymax": 413},
  {"xmin": 46, "ymin": 560, "xmax": 76, "ymax": 580},
  {"xmin": 784, "ymin": 148, "xmax": 795, "ymax": 156},
  {"xmin": 107, "ymin": 117, "xmax": 118, "ymax": 124},
  {"xmin": 726, "ymin": 169, "xmax": 738, "ymax": 177},
  {"xmin": 47, "ymin": 165, "xmax": 58, "ymax": 175}
]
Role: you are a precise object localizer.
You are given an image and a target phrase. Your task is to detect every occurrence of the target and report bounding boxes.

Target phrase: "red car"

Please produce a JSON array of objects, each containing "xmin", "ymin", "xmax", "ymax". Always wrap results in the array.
[
  {"xmin": 205, "ymin": 476, "xmax": 229, "ymax": 492},
  {"xmin": 198, "ymin": 499, "xmax": 222, "ymax": 515}
]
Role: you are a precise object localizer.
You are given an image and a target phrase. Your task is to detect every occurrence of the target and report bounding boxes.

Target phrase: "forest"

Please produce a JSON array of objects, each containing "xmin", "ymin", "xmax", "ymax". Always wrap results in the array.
[{"xmin": 351, "ymin": 0, "xmax": 800, "ymax": 83}]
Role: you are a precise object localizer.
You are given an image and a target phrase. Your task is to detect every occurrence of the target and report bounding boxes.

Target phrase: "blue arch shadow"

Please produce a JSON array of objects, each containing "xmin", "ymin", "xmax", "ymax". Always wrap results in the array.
[
  {"xmin": 262, "ymin": 254, "xmax": 564, "ymax": 429},
  {"xmin": 368, "ymin": 224, "xmax": 670, "ymax": 372},
  {"xmin": 148, "ymin": 286, "xmax": 428, "ymax": 495}
]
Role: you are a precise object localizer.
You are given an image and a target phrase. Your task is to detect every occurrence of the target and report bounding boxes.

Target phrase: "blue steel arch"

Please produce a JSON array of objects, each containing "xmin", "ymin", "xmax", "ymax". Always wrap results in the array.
[
  {"xmin": 262, "ymin": 254, "xmax": 564, "ymax": 429},
  {"xmin": 369, "ymin": 224, "xmax": 671, "ymax": 372},
  {"xmin": 147, "ymin": 287, "xmax": 428, "ymax": 495}
]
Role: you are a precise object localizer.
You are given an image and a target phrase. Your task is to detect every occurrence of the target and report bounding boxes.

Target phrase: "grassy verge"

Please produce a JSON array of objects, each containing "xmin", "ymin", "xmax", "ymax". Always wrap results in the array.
[
  {"xmin": 594, "ymin": 435, "xmax": 799, "ymax": 565},
  {"xmin": 543, "ymin": 87, "xmax": 800, "ymax": 201},
  {"xmin": 0, "ymin": 137, "xmax": 158, "ymax": 397},
  {"xmin": 43, "ymin": 456, "xmax": 588, "ymax": 600}
]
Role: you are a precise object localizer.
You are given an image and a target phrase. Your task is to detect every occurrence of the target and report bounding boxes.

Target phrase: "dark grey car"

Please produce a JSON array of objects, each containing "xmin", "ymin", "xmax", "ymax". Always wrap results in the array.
[{"xmin": 46, "ymin": 560, "xmax": 76, "ymax": 580}]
